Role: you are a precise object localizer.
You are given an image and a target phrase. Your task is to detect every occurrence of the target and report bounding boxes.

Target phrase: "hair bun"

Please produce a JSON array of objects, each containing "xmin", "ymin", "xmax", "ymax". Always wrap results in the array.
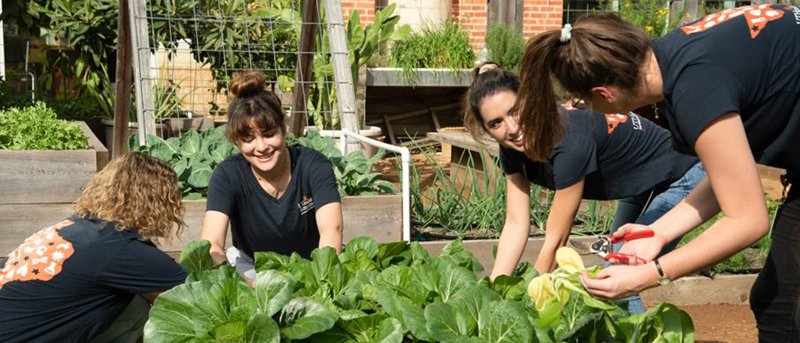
[{"xmin": 229, "ymin": 70, "xmax": 266, "ymax": 99}]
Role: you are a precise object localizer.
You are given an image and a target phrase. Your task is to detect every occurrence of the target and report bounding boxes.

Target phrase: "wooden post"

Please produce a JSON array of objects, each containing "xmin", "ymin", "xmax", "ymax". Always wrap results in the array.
[
  {"xmin": 323, "ymin": 0, "xmax": 359, "ymax": 153},
  {"xmin": 290, "ymin": 0, "xmax": 319, "ymax": 137},
  {"xmin": 113, "ymin": 0, "xmax": 133, "ymax": 158},
  {"xmin": 129, "ymin": 0, "xmax": 155, "ymax": 144}
]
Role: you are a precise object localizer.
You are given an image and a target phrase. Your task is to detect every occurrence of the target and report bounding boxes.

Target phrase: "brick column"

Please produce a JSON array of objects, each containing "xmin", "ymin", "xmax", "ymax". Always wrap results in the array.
[
  {"xmin": 523, "ymin": 0, "xmax": 564, "ymax": 39},
  {"xmin": 342, "ymin": 0, "xmax": 376, "ymax": 24}
]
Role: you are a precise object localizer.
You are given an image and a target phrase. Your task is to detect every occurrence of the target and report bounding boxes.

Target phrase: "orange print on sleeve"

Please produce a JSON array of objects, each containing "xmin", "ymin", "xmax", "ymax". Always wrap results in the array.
[
  {"xmin": 605, "ymin": 114, "xmax": 628, "ymax": 134},
  {"xmin": 0, "ymin": 220, "xmax": 76, "ymax": 289},
  {"xmin": 681, "ymin": 4, "xmax": 789, "ymax": 39}
]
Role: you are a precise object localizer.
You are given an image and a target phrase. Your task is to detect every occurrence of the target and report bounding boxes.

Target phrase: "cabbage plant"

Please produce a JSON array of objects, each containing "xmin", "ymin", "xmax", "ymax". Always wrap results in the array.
[{"xmin": 145, "ymin": 238, "xmax": 695, "ymax": 342}]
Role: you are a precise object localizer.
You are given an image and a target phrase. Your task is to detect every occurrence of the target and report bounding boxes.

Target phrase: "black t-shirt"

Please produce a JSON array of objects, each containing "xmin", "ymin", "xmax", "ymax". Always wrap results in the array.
[
  {"xmin": 206, "ymin": 145, "xmax": 340, "ymax": 259},
  {"xmin": 0, "ymin": 216, "xmax": 186, "ymax": 343},
  {"xmin": 500, "ymin": 108, "xmax": 698, "ymax": 200},
  {"xmin": 653, "ymin": 4, "xmax": 800, "ymax": 172}
]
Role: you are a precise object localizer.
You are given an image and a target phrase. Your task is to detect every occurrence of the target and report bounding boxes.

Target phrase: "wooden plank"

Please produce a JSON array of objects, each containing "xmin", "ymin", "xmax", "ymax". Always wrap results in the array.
[
  {"xmin": 427, "ymin": 130, "xmax": 500, "ymax": 157},
  {"xmin": 419, "ymin": 236, "xmax": 602, "ymax": 278},
  {"xmin": 0, "ymin": 204, "xmax": 75, "ymax": 255},
  {"xmin": 341, "ymin": 195, "xmax": 403, "ymax": 243},
  {"xmin": 129, "ymin": 0, "xmax": 156, "ymax": 142},
  {"xmin": 290, "ymin": 0, "xmax": 319, "ymax": 136},
  {"xmin": 78, "ymin": 121, "xmax": 109, "ymax": 171},
  {"xmin": 0, "ymin": 150, "xmax": 96, "ymax": 204},
  {"xmin": 323, "ymin": 0, "xmax": 359, "ymax": 154},
  {"xmin": 160, "ymin": 195, "xmax": 404, "ymax": 253},
  {"xmin": 114, "ymin": 0, "xmax": 133, "ymax": 158}
]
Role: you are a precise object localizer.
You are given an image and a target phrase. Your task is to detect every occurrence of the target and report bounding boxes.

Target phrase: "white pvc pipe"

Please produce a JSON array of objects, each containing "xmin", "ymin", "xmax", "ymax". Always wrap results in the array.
[{"xmin": 338, "ymin": 130, "xmax": 411, "ymax": 242}]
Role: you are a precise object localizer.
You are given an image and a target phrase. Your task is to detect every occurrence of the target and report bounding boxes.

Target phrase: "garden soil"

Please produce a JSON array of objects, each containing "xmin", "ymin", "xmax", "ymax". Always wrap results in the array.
[{"xmin": 678, "ymin": 304, "xmax": 757, "ymax": 342}]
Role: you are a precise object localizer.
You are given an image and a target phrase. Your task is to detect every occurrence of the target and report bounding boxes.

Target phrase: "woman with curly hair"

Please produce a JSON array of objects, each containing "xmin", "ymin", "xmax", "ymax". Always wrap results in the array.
[
  {"xmin": 200, "ymin": 70, "xmax": 343, "ymax": 283},
  {"xmin": 0, "ymin": 152, "xmax": 188, "ymax": 343},
  {"xmin": 517, "ymin": 5, "xmax": 800, "ymax": 340}
]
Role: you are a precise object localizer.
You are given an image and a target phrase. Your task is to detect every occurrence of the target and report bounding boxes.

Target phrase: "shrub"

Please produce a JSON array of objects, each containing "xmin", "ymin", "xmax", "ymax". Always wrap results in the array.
[
  {"xmin": 390, "ymin": 20, "xmax": 475, "ymax": 75},
  {"xmin": 0, "ymin": 102, "xmax": 89, "ymax": 150},
  {"xmin": 485, "ymin": 23, "xmax": 526, "ymax": 72}
]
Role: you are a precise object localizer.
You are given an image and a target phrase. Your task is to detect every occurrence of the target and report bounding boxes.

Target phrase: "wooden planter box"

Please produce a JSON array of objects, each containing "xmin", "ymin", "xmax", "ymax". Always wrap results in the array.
[
  {"xmin": 419, "ymin": 236, "xmax": 604, "ymax": 278},
  {"xmin": 159, "ymin": 194, "xmax": 404, "ymax": 254},
  {"xmin": 0, "ymin": 122, "xmax": 109, "ymax": 255}
]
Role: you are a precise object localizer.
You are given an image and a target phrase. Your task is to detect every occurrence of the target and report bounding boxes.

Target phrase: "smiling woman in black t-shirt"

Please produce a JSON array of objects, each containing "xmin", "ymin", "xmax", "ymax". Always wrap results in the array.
[
  {"xmin": 516, "ymin": 5, "xmax": 800, "ymax": 340},
  {"xmin": 466, "ymin": 64, "xmax": 703, "ymax": 313},
  {"xmin": 200, "ymin": 70, "xmax": 343, "ymax": 283}
]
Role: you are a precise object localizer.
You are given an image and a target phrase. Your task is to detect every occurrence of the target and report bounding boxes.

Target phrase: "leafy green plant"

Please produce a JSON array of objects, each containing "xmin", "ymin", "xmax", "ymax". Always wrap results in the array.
[
  {"xmin": 28, "ymin": 0, "xmax": 119, "ymax": 118},
  {"xmin": 391, "ymin": 20, "xmax": 476, "ymax": 81},
  {"xmin": 409, "ymin": 147, "xmax": 508, "ymax": 238},
  {"xmin": 0, "ymin": 102, "xmax": 89, "ymax": 150},
  {"xmin": 287, "ymin": 131, "xmax": 397, "ymax": 197},
  {"xmin": 129, "ymin": 126, "xmax": 239, "ymax": 199},
  {"xmin": 146, "ymin": 237, "xmax": 695, "ymax": 342},
  {"xmin": 153, "ymin": 79, "xmax": 188, "ymax": 120},
  {"xmin": 599, "ymin": 0, "xmax": 682, "ymax": 37},
  {"xmin": 307, "ymin": 4, "xmax": 410, "ymax": 130},
  {"xmin": 485, "ymin": 23, "xmax": 526, "ymax": 72}
]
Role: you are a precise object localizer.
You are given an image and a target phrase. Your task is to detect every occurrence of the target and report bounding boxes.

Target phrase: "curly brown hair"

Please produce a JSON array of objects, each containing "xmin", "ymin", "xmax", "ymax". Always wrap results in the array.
[{"xmin": 75, "ymin": 152, "xmax": 185, "ymax": 243}]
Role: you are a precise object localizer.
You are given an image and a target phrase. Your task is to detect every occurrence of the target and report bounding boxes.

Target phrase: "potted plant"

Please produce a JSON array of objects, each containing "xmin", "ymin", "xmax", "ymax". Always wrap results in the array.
[{"xmin": 0, "ymin": 102, "xmax": 108, "ymax": 255}]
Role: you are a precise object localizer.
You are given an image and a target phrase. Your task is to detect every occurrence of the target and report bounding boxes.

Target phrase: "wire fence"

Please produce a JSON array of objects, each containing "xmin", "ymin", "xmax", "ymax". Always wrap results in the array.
[
  {"xmin": 129, "ymin": 0, "xmax": 345, "ymax": 136},
  {"xmin": 561, "ymin": 0, "xmax": 779, "ymax": 25}
]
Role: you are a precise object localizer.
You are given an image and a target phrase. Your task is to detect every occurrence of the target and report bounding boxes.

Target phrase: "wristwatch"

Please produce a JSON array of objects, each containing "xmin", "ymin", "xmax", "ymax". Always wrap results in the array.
[{"xmin": 654, "ymin": 259, "xmax": 671, "ymax": 286}]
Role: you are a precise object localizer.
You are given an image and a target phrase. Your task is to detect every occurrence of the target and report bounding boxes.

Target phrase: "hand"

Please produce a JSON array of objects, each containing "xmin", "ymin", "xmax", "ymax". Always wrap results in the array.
[
  {"xmin": 612, "ymin": 224, "xmax": 667, "ymax": 265},
  {"xmin": 579, "ymin": 263, "xmax": 659, "ymax": 299}
]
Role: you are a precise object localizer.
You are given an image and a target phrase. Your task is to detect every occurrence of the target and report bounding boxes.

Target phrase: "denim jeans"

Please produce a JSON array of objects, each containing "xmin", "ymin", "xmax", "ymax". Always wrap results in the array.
[
  {"xmin": 750, "ymin": 185, "xmax": 800, "ymax": 343},
  {"xmin": 609, "ymin": 162, "xmax": 706, "ymax": 313}
]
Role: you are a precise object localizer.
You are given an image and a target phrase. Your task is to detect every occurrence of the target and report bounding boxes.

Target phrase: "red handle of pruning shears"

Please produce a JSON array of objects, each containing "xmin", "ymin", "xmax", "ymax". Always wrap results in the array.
[
  {"xmin": 604, "ymin": 252, "xmax": 647, "ymax": 265},
  {"xmin": 609, "ymin": 230, "xmax": 654, "ymax": 244}
]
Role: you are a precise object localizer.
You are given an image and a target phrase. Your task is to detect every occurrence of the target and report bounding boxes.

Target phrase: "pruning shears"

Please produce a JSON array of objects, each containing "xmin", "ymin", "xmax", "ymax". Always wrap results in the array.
[{"xmin": 590, "ymin": 230, "xmax": 655, "ymax": 264}]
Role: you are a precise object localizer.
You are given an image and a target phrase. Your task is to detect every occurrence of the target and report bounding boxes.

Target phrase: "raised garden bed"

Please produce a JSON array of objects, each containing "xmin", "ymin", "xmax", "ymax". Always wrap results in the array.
[
  {"xmin": 0, "ymin": 122, "xmax": 108, "ymax": 255},
  {"xmin": 157, "ymin": 194, "xmax": 404, "ymax": 255}
]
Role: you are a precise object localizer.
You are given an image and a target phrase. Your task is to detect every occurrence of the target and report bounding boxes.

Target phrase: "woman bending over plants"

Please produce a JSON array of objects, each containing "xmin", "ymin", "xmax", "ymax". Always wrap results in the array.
[
  {"xmin": 517, "ymin": 5, "xmax": 800, "ymax": 340},
  {"xmin": 466, "ymin": 63, "xmax": 704, "ymax": 313},
  {"xmin": 0, "ymin": 152, "xmax": 188, "ymax": 343},
  {"xmin": 200, "ymin": 70, "xmax": 343, "ymax": 283}
]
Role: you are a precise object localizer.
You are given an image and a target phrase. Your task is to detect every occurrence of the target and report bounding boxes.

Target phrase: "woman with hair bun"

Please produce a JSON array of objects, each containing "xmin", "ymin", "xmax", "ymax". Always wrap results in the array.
[
  {"xmin": 200, "ymin": 70, "xmax": 343, "ymax": 282},
  {"xmin": 517, "ymin": 6, "xmax": 800, "ymax": 340},
  {"xmin": 466, "ymin": 62, "xmax": 703, "ymax": 313}
]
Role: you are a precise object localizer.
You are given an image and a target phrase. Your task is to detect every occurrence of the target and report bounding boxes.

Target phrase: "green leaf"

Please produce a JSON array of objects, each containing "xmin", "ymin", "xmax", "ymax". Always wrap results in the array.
[
  {"xmin": 178, "ymin": 240, "xmax": 215, "ymax": 273},
  {"xmin": 254, "ymin": 251, "xmax": 290, "ymax": 272},
  {"xmin": 279, "ymin": 298, "xmax": 339, "ymax": 340},
  {"xmin": 426, "ymin": 302, "xmax": 474, "ymax": 341},
  {"xmin": 477, "ymin": 300, "xmax": 534, "ymax": 343},
  {"xmin": 342, "ymin": 236, "xmax": 379, "ymax": 260},
  {"xmin": 187, "ymin": 162, "xmax": 213, "ymax": 188},
  {"xmin": 254, "ymin": 270, "xmax": 294, "ymax": 316}
]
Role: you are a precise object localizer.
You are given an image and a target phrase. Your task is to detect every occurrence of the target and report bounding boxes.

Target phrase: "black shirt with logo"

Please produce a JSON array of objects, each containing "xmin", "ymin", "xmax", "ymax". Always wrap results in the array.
[
  {"xmin": 0, "ymin": 216, "xmax": 187, "ymax": 343},
  {"xmin": 653, "ymin": 4, "xmax": 800, "ymax": 172},
  {"xmin": 207, "ymin": 145, "xmax": 341, "ymax": 259},
  {"xmin": 500, "ymin": 108, "xmax": 698, "ymax": 200}
]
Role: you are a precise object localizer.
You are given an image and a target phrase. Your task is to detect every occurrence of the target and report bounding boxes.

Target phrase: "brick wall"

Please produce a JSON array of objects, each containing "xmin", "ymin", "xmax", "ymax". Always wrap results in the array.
[
  {"xmin": 523, "ymin": 0, "xmax": 564, "ymax": 39},
  {"xmin": 342, "ymin": 0, "xmax": 564, "ymax": 50},
  {"xmin": 342, "ymin": 0, "xmax": 375, "ymax": 23}
]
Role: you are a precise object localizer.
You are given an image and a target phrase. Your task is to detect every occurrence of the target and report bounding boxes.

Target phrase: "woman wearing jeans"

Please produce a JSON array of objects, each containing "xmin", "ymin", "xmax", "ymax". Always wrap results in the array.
[{"xmin": 466, "ymin": 63, "xmax": 705, "ymax": 313}]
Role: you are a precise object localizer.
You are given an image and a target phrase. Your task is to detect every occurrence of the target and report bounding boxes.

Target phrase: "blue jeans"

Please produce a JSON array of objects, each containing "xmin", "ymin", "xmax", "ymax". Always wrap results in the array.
[{"xmin": 609, "ymin": 162, "xmax": 706, "ymax": 313}]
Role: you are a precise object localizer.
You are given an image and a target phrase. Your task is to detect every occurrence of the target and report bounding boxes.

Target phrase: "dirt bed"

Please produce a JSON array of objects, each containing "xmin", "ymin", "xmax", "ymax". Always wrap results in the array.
[{"xmin": 679, "ymin": 304, "xmax": 757, "ymax": 342}]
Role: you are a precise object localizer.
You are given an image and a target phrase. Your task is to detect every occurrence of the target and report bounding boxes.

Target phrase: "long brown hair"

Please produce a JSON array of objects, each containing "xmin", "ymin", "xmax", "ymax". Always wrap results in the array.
[
  {"xmin": 517, "ymin": 13, "xmax": 650, "ymax": 161},
  {"xmin": 463, "ymin": 62, "xmax": 520, "ymax": 143},
  {"xmin": 75, "ymin": 152, "xmax": 185, "ymax": 243},
  {"xmin": 226, "ymin": 70, "xmax": 286, "ymax": 144}
]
